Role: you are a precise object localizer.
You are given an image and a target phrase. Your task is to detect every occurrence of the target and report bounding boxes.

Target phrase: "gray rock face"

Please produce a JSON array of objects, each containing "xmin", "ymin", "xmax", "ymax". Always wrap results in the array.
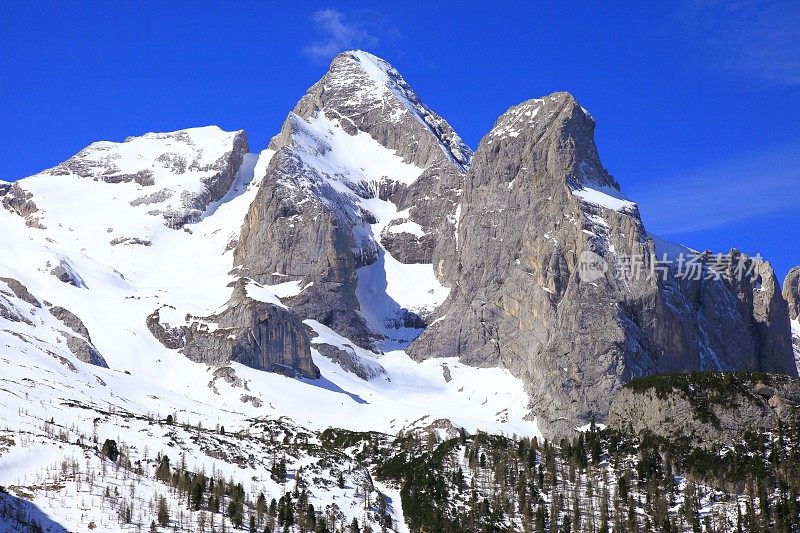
[
  {"xmin": 750, "ymin": 259, "xmax": 795, "ymax": 373},
  {"xmin": 784, "ymin": 267, "xmax": 800, "ymax": 368},
  {"xmin": 608, "ymin": 373, "xmax": 800, "ymax": 447},
  {"xmin": 146, "ymin": 308, "xmax": 185, "ymax": 350},
  {"xmin": 0, "ymin": 282, "xmax": 34, "ymax": 325},
  {"xmin": 314, "ymin": 343, "xmax": 386, "ymax": 381},
  {"xmin": 235, "ymin": 146, "xmax": 375, "ymax": 347},
  {"xmin": 408, "ymin": 93, "xmax": 797, "ymax": 437},
  {"xmin": 234, "ymin": 51, "xmax": 470, "ymax": 349},
  {"xmin": 147, "ymin": 279, "xmax": 319, "ymax": 379},
  {"xmin": 49, "ymin": 305, "xmax": 108, "ymax": 367},
  {"xmin": 50, "ymin": 306, "xmax": 91, "ymax": 339},
  {"xmin": 49, "ymin": 260, "xmax": 87, "ymax": 288},
  {"xmin": 64, "ymin": 334, "xmax": 108, "ymax": 368},
  {"xmin": 0, "ymin": 277, "xmax": 41, "ymax": 308},
  {"xmin": 379, "ymin": 220, "xmax": 435, "ymax": 264},
  {"xmin": 783, "ymin": 267, "xmax": 800, "ymax": 320},
  {"xmin": 207, "ymin": 366, "xmax": 246, "ymax": 394}
]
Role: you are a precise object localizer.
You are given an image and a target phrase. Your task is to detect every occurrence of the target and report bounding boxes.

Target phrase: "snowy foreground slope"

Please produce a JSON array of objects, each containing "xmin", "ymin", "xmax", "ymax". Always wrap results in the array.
[{"xmin": 0, "ymin": 59, "xmax": 534, "ymax": 531}]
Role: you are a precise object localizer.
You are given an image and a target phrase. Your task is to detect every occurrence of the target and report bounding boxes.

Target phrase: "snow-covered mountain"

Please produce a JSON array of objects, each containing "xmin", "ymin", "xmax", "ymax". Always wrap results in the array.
[
  {"xmin": 1, "ymin": 50, "xmax": 799, "ymax": 532},
  {"xmin": 0, "ymin": 51, "xmax": 525, "ymax": 532}
]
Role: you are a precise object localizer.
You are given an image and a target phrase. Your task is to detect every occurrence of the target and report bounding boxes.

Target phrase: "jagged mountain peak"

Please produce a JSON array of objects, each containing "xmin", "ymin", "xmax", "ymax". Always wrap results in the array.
[
  {"xmin": 488, "ymin": 92, "xmax": 592, "ymax": 137},
  {"xmin": 411, "ymin": 88, "xmax": 796, "ymax": 437},
  {"xmin": 487, "ymin": 91, "xmax": 583, "ymax": 134},
  {"xmin": 3, "ymin": 47, "xmax": 800, "ymax": 532},
  {"xmin": 481, "ymin": 91, "xmax": 621, "ymax": 195},
  {"xmin": 275, "ymin": 49, "xmax": 472, "ymax": 172},
  {"xmin": 236, "ymin": 51, "xmax": 473, "ymax": 353}
]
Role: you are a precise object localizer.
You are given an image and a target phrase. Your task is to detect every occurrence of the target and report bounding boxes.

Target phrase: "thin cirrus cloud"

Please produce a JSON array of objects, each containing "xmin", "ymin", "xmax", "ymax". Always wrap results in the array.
[
  {"xmin": 627, "ymin": 141, "xmax": 800, "ymax": 235},
  {"xmin": 303, "ymin": 8, "xmax": 380, "ymax": 62},
  {"xmin": 682, "ymin": 1, "xmax": 800, "ymax": 86}
]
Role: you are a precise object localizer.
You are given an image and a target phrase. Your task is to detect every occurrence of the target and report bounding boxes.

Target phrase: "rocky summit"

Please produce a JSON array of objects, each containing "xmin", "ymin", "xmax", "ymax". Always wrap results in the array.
[{"xmin": 1, "ymin": 50, "xmax": 799, "ymax": 532}]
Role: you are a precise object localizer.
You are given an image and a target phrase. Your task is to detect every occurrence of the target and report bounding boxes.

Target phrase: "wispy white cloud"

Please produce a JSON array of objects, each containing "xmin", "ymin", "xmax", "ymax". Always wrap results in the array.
[
  {"xmin": 682, "ymin": 1, "xmax": 800, "ymax": 85},
  {"xmin": 303, "ymin": 8, "xmax": 380, "ymax": 62},
  {"xmin": 627, "ymin": 141, "xmax": 800, "ymax": 234}
]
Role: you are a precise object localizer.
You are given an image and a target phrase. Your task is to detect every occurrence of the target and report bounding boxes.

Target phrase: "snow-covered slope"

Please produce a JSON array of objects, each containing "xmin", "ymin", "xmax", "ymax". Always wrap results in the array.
[{"xmin": 40, "ymin": 126, "xmax": 249, "ymax": 229}]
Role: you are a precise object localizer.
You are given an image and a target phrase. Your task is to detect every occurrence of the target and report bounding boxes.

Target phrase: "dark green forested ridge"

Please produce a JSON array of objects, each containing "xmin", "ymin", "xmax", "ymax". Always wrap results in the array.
[{"xmin": 370, "ymin": 421, "xmax": 800, "ymax": 532}]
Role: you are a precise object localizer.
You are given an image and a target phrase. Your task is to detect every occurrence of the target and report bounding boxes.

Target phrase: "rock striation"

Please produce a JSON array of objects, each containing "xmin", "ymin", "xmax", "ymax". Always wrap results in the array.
[
  {"xmin": 147, "ymin": 279, "xmax": 318, "ymax": 379},
  {"xmin": 783, "ymin": 267, "xmax": 800, "ymax": 321}
]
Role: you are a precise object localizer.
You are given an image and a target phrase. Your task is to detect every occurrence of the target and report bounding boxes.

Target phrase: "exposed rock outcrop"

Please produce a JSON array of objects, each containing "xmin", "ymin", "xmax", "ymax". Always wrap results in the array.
[
  {"xmin": 0, "ymin": 277, "xmax": 107, "ymax": 367},
  {"xmin": 146, "ymin": 308, "xmax": 185, "ymax": 350},
  {"xmin": 608, "ymin": 372, "xmax": 800, "ymax": 447},
  {"xmin": 784, "ymin": 267, "xmax": 800, "ymax": 368},
  {"xmin": 379, "ymin": 221, "xmax": 436, "ymax": 264},
  {"xmin": 49, "ymin": 260, "xmax": 87, "ymax": 288},
  {"xmin": 0, "ymin": 283, "xmax": 33, "ymax": 325},
  {"xmin": 109, "ymin": 237, "xmax": 152, "ymax": 247},
  {"xmin": 784, "ymin": 267, "xmax": 800, "ymax": 320},
  {"xmin": 314, "ymin": 343, "xmax": 386, "ymax": 381},
  {"xmin": 0, "ymin": 277, "xmax": 41, "ymax": 308},
  {"xmin": 207, "ymin": 366, "xmax": 245, "ymax": 394},
  {"xmin": 147, "ymin": 279, "xmax": 318, "ymax": 379},
  {"xmin": 50, "ymin": 306, "xmax": 91, "ymax": 339},
  {"xmin": 0, "ymin": 183, "xmax": 44, "ymax": 228},
  {"xmin": 49, "ymin": 305, "xmax": 108, "ymax": 367},
  {"xmin": 399, "ymin": 417, "xmax": 465, "ymax": 442},
  {"xmin": 64, "ymin": 334, "xmax": 108, "ymax": 368}
]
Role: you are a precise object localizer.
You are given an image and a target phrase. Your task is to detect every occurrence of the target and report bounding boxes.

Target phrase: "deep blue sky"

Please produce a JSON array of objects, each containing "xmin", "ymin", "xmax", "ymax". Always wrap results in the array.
[{"xmin": 3, "ymin": 1, "xmax": 799, "ymax": 278}]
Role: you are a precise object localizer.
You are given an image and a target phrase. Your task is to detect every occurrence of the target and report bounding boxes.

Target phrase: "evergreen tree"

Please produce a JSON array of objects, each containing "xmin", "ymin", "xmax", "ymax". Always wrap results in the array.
[
  {"xmin": 157, "ymin": 495, "xmax": 169, "ymax": 527},
  {"xmin": 155, "ymin": 455, "xmax": 170, "ymax": 483},
  {"xmin": 101, "ymin": 439, "xmax": 119, "ymax": 463}
]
